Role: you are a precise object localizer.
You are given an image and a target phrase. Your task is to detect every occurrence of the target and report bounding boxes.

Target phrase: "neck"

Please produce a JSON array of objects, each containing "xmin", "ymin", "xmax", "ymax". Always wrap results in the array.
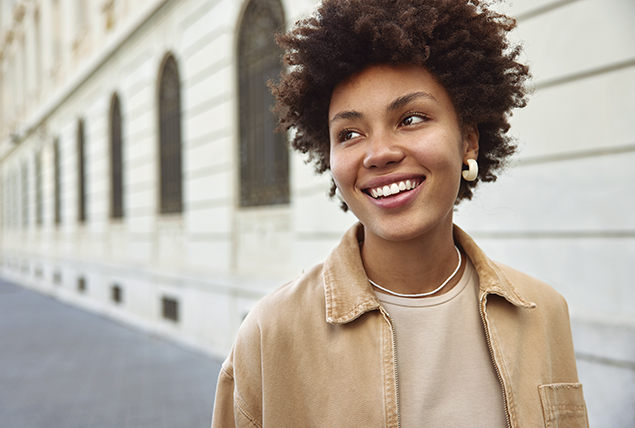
[{"xmin": 361, "ymin": 222, "xmax": 464, "ymax": 296}]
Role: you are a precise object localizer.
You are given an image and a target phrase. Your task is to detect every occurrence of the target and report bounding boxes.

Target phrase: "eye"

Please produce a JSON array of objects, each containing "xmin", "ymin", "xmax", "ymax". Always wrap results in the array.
[
  {"xmin": 339, "ymin": 129, "xmax": 362, "ymax": 142},
  {"xmin": 401, "ymin": 114, "xmax": 427, "ymax": 127}
]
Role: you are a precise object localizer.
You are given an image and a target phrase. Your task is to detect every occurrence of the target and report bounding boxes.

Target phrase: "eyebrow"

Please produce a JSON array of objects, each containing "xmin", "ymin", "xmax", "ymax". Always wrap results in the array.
[
  {"xmin": 387, "ymin": 91, "xmax": 438, "ymax": 112},
  {"xmin": 329, "ymin": 91, "xmax": 438, "ymax": 127},
  {"xmin": 329, "ymin": 110, "xmax": 363, "ymax": 127}
]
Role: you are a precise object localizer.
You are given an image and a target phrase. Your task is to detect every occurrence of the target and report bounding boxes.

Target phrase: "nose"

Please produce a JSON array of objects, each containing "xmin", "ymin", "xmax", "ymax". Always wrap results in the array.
[{"xmin": 362, "ymin": 132, "xmax": 405, "ymax": 169}]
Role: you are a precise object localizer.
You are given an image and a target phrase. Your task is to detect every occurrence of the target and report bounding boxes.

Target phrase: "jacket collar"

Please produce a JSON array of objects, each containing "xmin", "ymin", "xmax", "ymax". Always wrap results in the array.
[
  {"xmin": 323, "ymin": 223, "xmax": 534, "ymax": 325},
  {"xmin": 453, "ymin": 225, "xmax": 535, "ymax": 309}
]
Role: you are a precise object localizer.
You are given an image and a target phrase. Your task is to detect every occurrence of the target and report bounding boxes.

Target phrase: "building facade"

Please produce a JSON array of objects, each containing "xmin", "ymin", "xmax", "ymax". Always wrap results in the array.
[{"xmin": 1, "ymin": 0, "xmax": 633, "ymax": 426}]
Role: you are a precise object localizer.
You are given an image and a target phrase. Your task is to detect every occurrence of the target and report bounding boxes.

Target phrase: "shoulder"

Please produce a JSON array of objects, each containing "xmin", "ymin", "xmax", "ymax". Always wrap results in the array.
[
  {"xmin": 250, "ymin": 262, "xmax": 326, "ymax": 324},
  {"xmin": 233, "ymin": 262, "xmax": 327, "ymax": 349},
  {"xmin": 455, "ymin": 224, "xmax": 567, "ymax": 312},
  {"xmin": 225, "ymin": 261, "xmax": 330, "ymax": 405},
  {"xmin": 493, "ymin": 261, "xmax": 570, "ymax": 315},
  {"xmin": 226, "ymin": 260, "xmax": 327, "ymax": 358}
]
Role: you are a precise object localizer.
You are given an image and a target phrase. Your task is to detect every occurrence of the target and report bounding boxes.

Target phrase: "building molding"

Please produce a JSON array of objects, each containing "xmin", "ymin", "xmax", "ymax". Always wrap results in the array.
[
  {"xmin": 516, "ymin": 0, "xmax": 583, "ymax": 22},
  {"xmin": 0, "ymin": 0, "xmax": 177, "ymax": 161},
  {"xmin": 535, "ymin": 57, "xmax": 635, "ymax": 91},
  {"xmin": 515, "ymin": 142, "xmax": 635, "ymax": 167}
]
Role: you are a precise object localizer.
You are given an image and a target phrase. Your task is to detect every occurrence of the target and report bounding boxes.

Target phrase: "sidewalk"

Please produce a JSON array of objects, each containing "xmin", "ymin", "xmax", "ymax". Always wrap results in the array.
[{"xmin": 0, "ymin": 279, "xmax": 221, "ymax": 428}]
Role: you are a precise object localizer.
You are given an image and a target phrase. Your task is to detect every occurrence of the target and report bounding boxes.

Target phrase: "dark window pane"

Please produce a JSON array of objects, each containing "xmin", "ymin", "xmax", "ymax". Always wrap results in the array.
[
  {"xmin": 238, "ymin": 0, "xmax": 289, "ymax": 207},
  {"xmin": 77, "ymin": 119, "xmax": 86, "ymax": 223},
  {"xmin": 111, "ymin": 284, "xmax": 123, "ymax": 304},
  {"xmin": 110, "ymin": 94, "xmax": 124, "ymax": 218},
  {"xmin": 162, "ymin": 296, "xmax": 179, "ymax": 322},
  {"xmin": 54, "ymin": 139, "xmax": 61, "ymax": 226},
  {"xmin": 77, "ymin": 276, "xmax": 86, "ymax": 293},
  {"xmin": 35, "ymin": 151, "xmax": 43, "ymax": 226},
  {"xmin": 158, "ymin": 55, "xmax": 183, "ymax": 214},
  {"xmin": 21, "ymin": 162, "xmax": 28, "ymax": 228}
]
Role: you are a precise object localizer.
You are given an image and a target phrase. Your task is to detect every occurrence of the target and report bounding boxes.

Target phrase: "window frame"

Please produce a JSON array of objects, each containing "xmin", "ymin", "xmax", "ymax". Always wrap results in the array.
[
  {"xmin": 110, "ymin": 93, "xmax": 124, "ymax": 219},
  {"xmin": 35, "ymin": 150, "xmax": 43, "ymax": 226},
  {"xmin": 21, "ymin": 161, "xmax": 28, "ymax": 229},
  {"xmin": 77, "ymin": 118, "xmax": 86, "ymax": 223},
  {"xmin": 54, "ymin": 138, "xmax": 61, "ymax": 226},
  {"xmin": 157, "ymin": 53, "xmax": 183, "ymax": 215},
  {"xmin": 237, "ymin": 0, "xmax": 289, "ymax": 207}
]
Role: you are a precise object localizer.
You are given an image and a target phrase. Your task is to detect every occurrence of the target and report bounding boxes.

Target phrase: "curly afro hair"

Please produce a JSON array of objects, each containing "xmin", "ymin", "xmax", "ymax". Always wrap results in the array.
[{"xmin": 271, "ymin": 0, "xmax": 530, "ymax": 209}]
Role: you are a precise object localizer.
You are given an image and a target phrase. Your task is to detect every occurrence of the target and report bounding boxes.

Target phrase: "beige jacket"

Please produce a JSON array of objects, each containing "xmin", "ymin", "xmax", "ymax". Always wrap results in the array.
[{"xmin": 212, "ymin": 223, "xmax": 588, "ymax": 427}]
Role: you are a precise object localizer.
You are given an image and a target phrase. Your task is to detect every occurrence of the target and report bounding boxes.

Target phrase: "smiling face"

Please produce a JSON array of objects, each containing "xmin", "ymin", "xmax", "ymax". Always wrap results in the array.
[{"xmin": 329, "ymin": 64, "xmax": 478, "ymax": 245}]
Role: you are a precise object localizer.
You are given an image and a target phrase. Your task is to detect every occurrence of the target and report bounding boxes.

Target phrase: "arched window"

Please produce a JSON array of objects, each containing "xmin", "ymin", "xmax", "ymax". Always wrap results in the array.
[
  {"xmin": 2, "ymin": 174, "xmax": 7, "ymax": 230},
  {"xmin": 158, "ymin": 54, "xmax": 182, "ymax": 214},
  {"xmin": 110, "ymin": 93, "xmax": 123, "ymax": 219},
  {"xmin": 21, "ymin": 161, "xmax": 28, "ymax": 228},
  {"xmin": 77, "ymin": 118, "xmax": 86, "ymax": 223},
  {"xmin": 11, "ymin": 171, "xmax": 18, "ymax": 229},
  {"xmin": 238, "ymin": 0, "xmax": 288, "ymax": 207},
  {"xmin": 54, "ymin": 138, "xmax": 61, "ymax": 226},
  {"xmin": 35, "ymin": 150, "xmax": 43, "ymax": 226}
]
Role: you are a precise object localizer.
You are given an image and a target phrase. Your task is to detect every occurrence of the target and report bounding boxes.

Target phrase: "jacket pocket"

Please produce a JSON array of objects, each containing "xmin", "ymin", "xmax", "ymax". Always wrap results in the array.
[{"xmin": 539, "ymin": 383, "xmax": 589, "ymax": 428}]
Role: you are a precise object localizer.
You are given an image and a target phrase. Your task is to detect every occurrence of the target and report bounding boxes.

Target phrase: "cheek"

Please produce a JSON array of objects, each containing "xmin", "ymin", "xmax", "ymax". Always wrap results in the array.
[
  {"xmin": 329, "ymin": 147, "xmax": 352, "ymax": 186},
  {"xmin": 330, "ymin": 159, "xmax": 349, "ymax": 189},
  {"xmin": 414, "ymin": 132, "xmax": 465, "ymax": 168},
  {"xmin": 411, "ymin": 145, "xmax": 455, "ymax": 171}
]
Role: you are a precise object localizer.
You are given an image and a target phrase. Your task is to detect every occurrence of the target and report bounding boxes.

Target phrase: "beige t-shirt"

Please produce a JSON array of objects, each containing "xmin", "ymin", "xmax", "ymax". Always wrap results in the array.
[{"xmin": 375, "ymin": 259, "xmax": 507, "ymax": 428}]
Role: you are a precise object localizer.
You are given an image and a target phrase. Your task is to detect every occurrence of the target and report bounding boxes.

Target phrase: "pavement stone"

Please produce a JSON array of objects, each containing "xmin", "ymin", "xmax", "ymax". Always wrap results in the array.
[{"xmin": 0, "ymin": 279, "xmax": 222, "ymax": 428}]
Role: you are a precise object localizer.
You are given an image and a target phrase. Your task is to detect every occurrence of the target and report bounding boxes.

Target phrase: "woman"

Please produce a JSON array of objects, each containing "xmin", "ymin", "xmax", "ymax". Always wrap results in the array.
[{"xmin": 213, "ymin": 0, "xmax": 588, "ymax": 426}]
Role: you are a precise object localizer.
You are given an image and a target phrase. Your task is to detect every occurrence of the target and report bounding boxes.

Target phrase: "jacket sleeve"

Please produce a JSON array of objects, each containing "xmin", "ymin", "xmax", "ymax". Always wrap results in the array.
[
  {"xmin": 211, "ymin": 356, "xmax": 263, "ymax": 428},
  {"xmin": 211, "ymin": 361, "xmax": 237, "ymax": 427},
  {"xmin": 212, "ymin": 309, "xmax": 265, "ymax": 428}
]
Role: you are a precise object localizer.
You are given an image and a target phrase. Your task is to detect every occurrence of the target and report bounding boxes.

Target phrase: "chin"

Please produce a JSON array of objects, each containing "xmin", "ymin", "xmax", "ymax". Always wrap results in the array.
[
  {"xmin": 358, "ymin": 208, "xmax": 455, "ymax": 244},
  {"xmin": 364, "ymin": 221, "xmax": 431, "ymax": 243},
  {"xmin": 380, "ymin": 230, "xmax": 428, "ymax": 243}
]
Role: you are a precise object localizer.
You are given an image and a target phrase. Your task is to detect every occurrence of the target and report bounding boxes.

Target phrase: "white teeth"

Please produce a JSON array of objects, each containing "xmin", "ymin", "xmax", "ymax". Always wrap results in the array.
[{"xmin": 368, "ymin": 179, "xmax": 421, "ymax": 199}]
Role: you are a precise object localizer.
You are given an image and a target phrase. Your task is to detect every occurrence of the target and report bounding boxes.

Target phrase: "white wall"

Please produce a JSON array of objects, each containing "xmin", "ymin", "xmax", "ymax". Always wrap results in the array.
[
  {"xmin": 0, "ymin": 0, "xmax": 633, "ymax": 425},
  {"xmin": 455, "ymin": 1, "xmax": 635, "ymax": 426}
]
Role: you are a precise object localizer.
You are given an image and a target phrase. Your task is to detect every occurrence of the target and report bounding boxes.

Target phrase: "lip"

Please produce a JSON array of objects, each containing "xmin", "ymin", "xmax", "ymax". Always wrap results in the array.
[
  {"xmin": 360, "ymin": 174, "xmax": 426, "ymax": 210},
  {"xmin": 360, "ymin": 173, "xmax": 426, "ymax": 191}
]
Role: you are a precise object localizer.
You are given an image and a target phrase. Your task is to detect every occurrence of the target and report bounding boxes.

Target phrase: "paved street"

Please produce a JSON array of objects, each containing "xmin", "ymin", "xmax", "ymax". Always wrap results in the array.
[{"xmin": 0, "ymin": 279, "xmax": 222, "ymax": 428}]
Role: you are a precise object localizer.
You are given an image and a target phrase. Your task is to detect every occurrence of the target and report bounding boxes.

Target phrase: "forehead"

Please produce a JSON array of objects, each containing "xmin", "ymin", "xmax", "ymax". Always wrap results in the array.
[{"xmin": 328, "ymin": 64, "xmax": 455, "ymax": 118}]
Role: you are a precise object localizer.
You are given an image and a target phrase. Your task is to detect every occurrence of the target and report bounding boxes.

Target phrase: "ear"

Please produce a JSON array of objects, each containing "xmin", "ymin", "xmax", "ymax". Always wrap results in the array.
[{"xmin": 462, "ymin": 124, "xmax": 479, "ymax": 162}]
